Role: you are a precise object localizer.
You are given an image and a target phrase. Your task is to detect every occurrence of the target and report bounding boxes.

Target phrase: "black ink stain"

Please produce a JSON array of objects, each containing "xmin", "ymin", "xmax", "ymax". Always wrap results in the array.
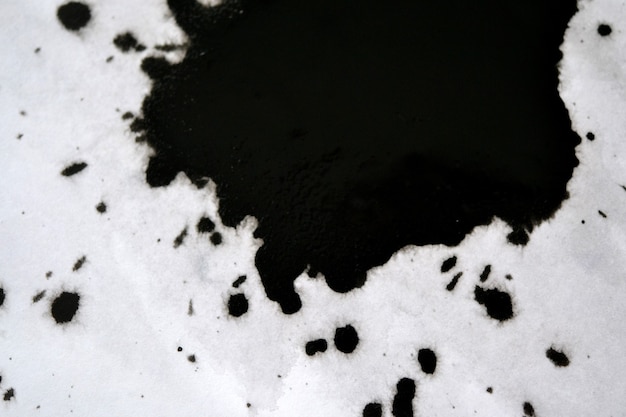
[
  {"xmin": 57, "ymin": 2, "xmax": 91, "ymax": 31},
  {"xmin": 51, "ymin": 292, "xmax": 80, "ymax": 324},
  {"xmin": 417, "ymin": 348, "xmax": 437, "ymax": 374},
  {"xmin": 61, "ymin": 162, "xmax": 87, "ymax": 177},
  {"xmin": 3, "ymin": 388, "xmax": 14, "ymax": 402},
  {"xmin": 486, "ymin": 387, "xmax": 493, "ymax": 393},
  {"xmin": 392, "ymin": 378, "xmax": 416, "ymax": 417},
  {"xmin": 187, "ymin": 354, "xmax": 196, "ymax": 363},
  {"xmin": 227, "ymin": 293, "xmax": 248, "ymax": 317},
  {"xmin": 474, "ymin": 286, "xmax": 513, "ymax": 321},
  {"xmin": 196, "ymin": 216, "xmax": 215, "ymax": 234},
  {"xmin": 598, "ymin": 210, "xmax": 607, "ymax": 218},
  {"xmin": 210, "ymin": 232, "xmax": 223, "ymax": 245},
  {"xmin": 232, "ymin": 275, "xmax": 247, "ymax": 288},
  {"xmin": 187, "ymin": 299, "xmax": 194, "ymax": 316},
  {"xmin": 305, "ymin": 339, "xmax": 328, "ymax": 356},
  {"xmin": 140, "ymin": 0, "xmax": 580, "ymax": 313},
  {"xmin": 440, "ymin": 256, "xmax": 457, "ymax": 273},
  {"xmin": 72, "ymin": 256, "xmax": 86, "ymax": 271},
  {"xmin": 523, "ymin": 401, "xmax": 536, "ymax": 416},
  {"xmin": 586, "ymin": 132, "xmax": 595, "ymax": 141},
  {"xmin": 363, "ymin": 402, "xmax": 382, "ymax": 417},
  {"xmin": 598, "ymin": 23, "xmax": 612, "ymax": 37},
  {"xmin": 173, "ymin": 227, "xmax": 188, "ymax": 248},
  {"xmin": 33, "ymin": 290, "xmax": 46, "ymax": 303},
  {"xmin": 479, "ymin": 265, "xmax": 492, "ymax": 282},
  {"xmin": 546, "ymin": 347, "xmax": 570, "ymax": 367},
  {"xmin": 446, "ymin": 272, "xmax": 462, "ymax": 291},
  {"xmin": 96, "ymin": 201, "xmax": 107, "ymax": 213},
  {"xmin": 334, "ymin": 324, "xmax": 359, "ymax": 354},
  {"xmin": 113, "ymin": 32, "xmax": 146, "ymax": 52}
]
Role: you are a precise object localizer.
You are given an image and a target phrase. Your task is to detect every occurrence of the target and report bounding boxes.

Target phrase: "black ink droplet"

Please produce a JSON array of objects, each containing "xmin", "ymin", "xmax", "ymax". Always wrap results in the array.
[
  {"xmin": 72, "ymin": 256, "xmax": 86, "ymax": 271},
  {"xmin": 141, "ymin": 0, "xmax": 580, "ymax": 314},
  {"xmin": 61, "ymin": 162, "xmax": 87, "ymax": 177},
  {"xmin": 57, "ymin": 2, "xmax": 91, "ymax": 31},
  {"xmin": 480, "ymin": 265, "xmax": 492, "ymax": 282},
  {"xmin": 546, "ymin": 347, "xmax": 570, "ymax": 367},
  {"xmin": 474, "ymin": 286, "xmax": 513, "ymax": 321},
  {"xmin": 586, "ymin": 132, "xmax": 595, "ymax": 141},
  {"xmin": 305, "ymin": 339, "xmax": 328, "ymax": 356},
  {"xmin": 598, "ymin": 24, "xmax": 612, "ymax": 37},
  {"xmin": 228, "ymin": 293, "xmax": 248, "ymax": 317},
  {"xmin": 334, "ymin": 324, "xmax": 359, "ymax": 354},
  {"xmin": 363, "ymin": 402, "xmax": 382, "ymax": 417},
  {"xmin": 440, "ymin": 256, "xmax": 457, "ymax": 273},
  {"xmin": 446, "ymin": 272, "xmax": 462, "ymax": 291},
  {"xmin": 210, "ymin": 232, "xmax": 223, "ymax": 245},
  {"xmin": 232, "ymin": 275, "xmax": 247, "ymax": 288},
  {"xmin": 417, "ymin": 348, "xmax": 437, "ymax": 374},
  {"xmin": 523, "ymin": 401, "xmax": 536, "ymax": 416},
  {"xmin": 96, "ymin": 201, "xmax": 107, "ymax": 213},
  {"xmin": 173, "ymin": 227, "xmax": 188, "ymax": 248},
  {"xmin": 392, "ymin": 378, "xmax": 416, "ymax": 417},
  {"xmin": 3, "ymin": 388, "xmax": 14, "ymax": 402},
  {"xmin": 196, "ymin": 216, "xmax": 215, "ymax": 233},
  {"xmin": 113, "ymin": 32, "xmax": 145, "ymax": 52},
  {"xmin": 51, "ymin": 292, "xmax": 80, "ymax": 324},
  {"xmin": 187, "ymin": 354, "xmax": 196, "ymax": 363},
  {"xmin": 32, "ymin": 290, "xmax": 46, "ymax": 303},
  {"xmin": 486, "ymin": 387, "xmax": 493, "ymax": 393},
  {"xmin": 0, "ymin": 287, "xmax": 5, "ymax": 307}
]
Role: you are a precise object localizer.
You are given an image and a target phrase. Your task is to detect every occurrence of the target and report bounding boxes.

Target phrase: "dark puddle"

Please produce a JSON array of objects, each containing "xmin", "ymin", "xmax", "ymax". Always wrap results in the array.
[{"xmin": 138, "ymin": 0, "xmax": 580, "ymax": 313}]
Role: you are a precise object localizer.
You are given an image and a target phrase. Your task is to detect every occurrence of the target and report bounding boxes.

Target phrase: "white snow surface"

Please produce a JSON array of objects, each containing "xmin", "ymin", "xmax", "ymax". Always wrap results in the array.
[{"xmin": 1, "ymin": 0, "xmax": 625, "ymax": 416}]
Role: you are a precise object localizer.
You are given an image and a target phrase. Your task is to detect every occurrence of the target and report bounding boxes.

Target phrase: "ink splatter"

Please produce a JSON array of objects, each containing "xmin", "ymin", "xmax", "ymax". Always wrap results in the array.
[
  {"xmin": 57, "ymin": 2, "xmax": 91, "ymax": 31},
  {"xmin": 305, "ymin": 339, "xmax": 328, "ymax": 356},
  {"xmin": 113, "ymin": 32, "xmax": 146, "ymax": 52},
  {"xmin": 32, "ymin": 290, "xmax": 46, "ymax": 303},
  {"xmin": 196, "ymin": 216, "xmax": 215, "ymax": 234},
  {"xmin": 227, "ymin": 293, "xmax": 248, "ymax": 317},
  {"xmin": 391, "ymin": 378, "xmax": 416, "ymax": 417},
  {"xmin": 173, "ymin": 227, "xmax": 188, "ymax": 248},
  {"xmin": 417, "ymin": 348, "xmax": 437, "ymax": 374},
  {"xmin": 446, "ymin": 272, "xmax": 462, "ymax": 291},
  {"xmin": 232, "ymin": 275, "xmax": 246, "ymax": 288},
  {"xmin": 333, "ymin": 325, "xmax": 359, "ymax": 354},
  {"xmin": 2, "ymin": 388, "xmax": 14, "ymax": 402},
  {"xmin": 546, "ymin": 347, "xmax": 570, "ymax": 367},
  {"xmin": 210, "ymin": 232, "xmax": 222, "ymax": 245},
  {"xmin": 51, "ymin": 292, "xmax": 80, "ymax": 324},
  {"xmin": 523, "ymin": 401, "xmax": 536, "ymax": 416},
  {"xmin": 474, "ymin": 286, "xmax": 514, "ymax": 321},
  {"xmin": 440, "ymin": 256, "xmax": 457, "ymax": 273},
  {"xmin": 187, "ymin": 354, "xmax": 196, "ymax": 363},
  {"xmin": 586, "ymin": 132, "xmax": 595, "ymax": 141},
  {"xmin": 479, "ymin": 265, "xmax": 492, "ymax": 282},
  {"xmin": 61, "ymin": 162, "xmax": 87, "ymax": 177},
  {"xmin": 72, "ymin": 255, "xmax": 86, "ymax": 271},
  {"xmin": 95, "ymin": 201, "xmax": 107, "ymax": 213},
  {"xmin": 598, "ymin": 23, "xmax": 612, "ymax": 36},
  {"xmin": 139, "ymin": 0, "xmax": 580, "ymax": 314},
  {"xmin": 362, "ymin": 403, "xmax": 383, "ymax": 417}
]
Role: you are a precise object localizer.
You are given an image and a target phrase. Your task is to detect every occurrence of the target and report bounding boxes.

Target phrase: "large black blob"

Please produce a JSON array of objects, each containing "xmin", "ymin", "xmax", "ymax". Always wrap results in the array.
[{"xmin": 140, "ymin": 0, "xmax": 580, "ymax": 313}]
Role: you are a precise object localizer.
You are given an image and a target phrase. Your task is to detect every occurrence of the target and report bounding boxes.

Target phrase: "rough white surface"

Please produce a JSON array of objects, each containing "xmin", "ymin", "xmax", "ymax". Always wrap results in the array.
[{"xmin": 1, "ymin": 1, "xmax": 625, "ymax": 416}]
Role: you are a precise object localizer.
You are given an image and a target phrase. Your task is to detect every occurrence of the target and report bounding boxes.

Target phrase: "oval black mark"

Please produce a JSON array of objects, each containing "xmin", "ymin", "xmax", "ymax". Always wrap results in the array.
[
  {"xmin": 227, "ymin": 293, "xmax": 248, "ymax": 317},
  {"xmin": 598, "ymin": 23, "xmax": 612, "ymax": 37},
  {"xmin": 51, "ymin": 292, "xmax": 80, "ymax": 324},
  {"xmin": 57, "ymin": 2, "xmax": 91, "ymax": 31},
  {"xmin": 474, "ymin": 286, "xmax": 513, "ymax": 321},
  {"xmin": 61, "ymin": 162, "xmax": 87, "ymax": 177},
  {"xmin": 546, "ymin": 347, "xmax": 570, "ymax": 367},
  {"xmin": 334, "ymin": 324, "xmax": 359, "ymax": 354},
  {"xmin": 417, "ymin": 348, "xmax": 437, "ymax": 374},
  {"xmin": 305, "ymin": 339, "xmax": 328, "ymax": 356},
  {"xmin": 440, "ymin": 256, "xmax": 457, "ymax": 273}
]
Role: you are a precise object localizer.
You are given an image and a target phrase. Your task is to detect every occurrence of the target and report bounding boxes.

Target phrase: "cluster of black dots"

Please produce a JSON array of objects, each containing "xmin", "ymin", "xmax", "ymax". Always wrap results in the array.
[
  {"xmin": 304, "ymin": 324, "xmax": 359, "ymax": 356},
  {"xmin": 228, "ymin": 275, "xmax": 249, "ymax": 317}
]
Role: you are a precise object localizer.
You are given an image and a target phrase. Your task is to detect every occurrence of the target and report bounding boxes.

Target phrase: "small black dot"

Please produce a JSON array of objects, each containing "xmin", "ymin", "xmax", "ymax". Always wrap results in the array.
[
  {"xmin": 334, "ymin": 324, "xmax": 359, "ymax": 354},
  {"xmin": 305, "ymin": 339, "xmax": 328, "ymax": 356},
  {"xmin": 61, "ymin": 162, "xmax": 88, "ymax": 177},
  {"xmin": 72, "ymin": 255, "xmax": 86, "ymax": 272},
  {"xmin": 446, "ymin": 272, "xmax": 462, "ymax": 291},
  {"xmin": 440, "ymin": 256, "xmax": 457, "ymax": 273},
  {"xmin": 3, "ymin": 388, "xmax": 14, "ymax": 402},
  {"xmin": 546, "ymin": 347, "xmax": 570, "ymax": 367},
  {"xmin": 121, "ymin": 112, "xmax": 134, "ymax": 120},
  {"xmin": 113, "ymin": 32, "xmax": 143, "ymax": 52},
  {"xmin": 523, "ymin": 401, "xmax": 535, "ymax": 416},
  {"xmin": 210, "ymin": 232, "xmax": 223, "ymax": 245},
  {"xmin": 474, "ymin": 286, "xmax": 513, "ymax": 321},
  {"xmin": 598, "ymin": 210, "xmax": 607, "ymax": 218},
  {"xmin": 417, "ymin": 348, "xmax": 437, "ymax": 374},
  {"xmin": 197, "ymin": 216, "xmax": 215, "ymax": 233},
  {"xmin": 177, "ymin": 346, "xmax": 183, "ymax": 352},
  {"xmin": 173, "ymin": 227, "xmax": 188, "ymax": 248},
  {"xmin": 486, "ymin": 387, "xmax": 493, "ymax": 393},
  {"xmin": 57, "ymin": 2, "xmax": 91, "ymax": 31},
  {"xmin": 363, "ymin": 402, "xmax": 382, "ymax": 417},
  {"xmin": 586, "ymin": 132, "xmax": 595, "ymax": 141},
  {"xmin": 32, "ymin": 290, "xmax": 46, "ymax": 303},
  {"xmin": 96, "ymin": 202, "xmax": 107, "ymax": 213},
  {"xmin": 232, "ymin": 275, "xmax": 247, "ymax": 288},
  {"xmin": 228, "ymin": 293, "xmax": 249, "ymax": 317},
  {"xmin": 479, "ymin": 265, "xmax": 491, "ymax": 282},
  {"xmin": 187, "ymin": 354, "xmax": 196, "ymax": 363},
  {"xmin": 597, "ymin": 24, "xmax": 612, "ymax": 37},
  {"xmin": 0, "ymin": 287, "xmax": 5, "ymax": 307},
  {"xmin": 51, "ymin": 292, "xmax": 80, "ymax": 324}
]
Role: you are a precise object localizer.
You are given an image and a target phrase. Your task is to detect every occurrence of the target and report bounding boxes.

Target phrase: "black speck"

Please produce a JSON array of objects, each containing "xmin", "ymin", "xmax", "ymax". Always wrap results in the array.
[
  {"xmin": 586, "ymin": 132, "xmax": 595, "ymax": 141},
  {"xmin": 187, "ymin": 354, "xmax": 196, "ymax": 363},
  {"xmin": 57, "ymin": 2, "xmax": 91, "ymax": 31},
  {"xmin": 507, "ymin": 227, "xmax": 529, "ymax": 246},
  {"xmin": 121, "ymin": 111, "xmax": 134, "ymax": 120},
  {"xmin": 446, "ymin": 272, "xmax": 462, "ymax": 291},
  {"xmin": 177, "ymin": 346, "xmax": 183, "ymax": 352},
  {"xmin": 598, "ymin": 23, "xmax": 612, "ymax": 36},
  {"xmin": 417, "ymin": 348, "xmax": 437, "ymax": 374},
  {"xmin": 96, "ymin": 201, "xmax": 107, "ymax": 213},
  {"xmin": 392, "ymin": 378, "xmax": 416, "ymax": 417},
  {"xmin": 505, "ymin": 274, "xmax": 513, "ymax": 280},
  {"xmin": 106, "ymin": 56, "xmax": 114, "ymax": 63},
  {"xmin": 35, "ymin": 47, "xmax": 41, "ymax": 53},
  {"xmin": 232, "ymin": 275, "xmax": 247, "ymax": 288},
  {"xmin": 334, "ymin": 324, "xmax": 359, "ymax": 354},
  {"xmin": 130, "ymin": 118, "xmax": 146, "ymax": 133},
  {"xmin": 33, "ymin": 290, "xmax": 46, "ymax": 303},
  {"xmin": 61, "ymin": 162, "xmax": 87, "ymax": 177},
  {"xmin": 546, "ymin": 347, "xmax": 570, "ymax": 367},
  {"xmin": 210, "ymin": 232, "xmax": 223, "ymax": 245},
  {"xmin": 474, "ymin": 286, "xmax": 513, "ymax": 321},
  {"xmin": 0, "ymin": 287, "xmax": 4, "ymax": 307},
  {"xmin": 363, "ymin": 402, "xmax": 382, "ymax": 417},
  {"xmin": 113, "ymin": 32, "xmax": 145, "ymax": 53},
  {"xmin": 197, "ymin": 216, "xmax": 215, "ymax": 233},
  {"xmin": 72, "ymin": 255, "xmax": 86, "ymax": 271},
  {"xmin": 3, "ymin": 388, "xmax": 14, "ymax": 402},
  {"xmin": 51, "ymin": 292, "xmax": 80, "ymax": 324},
  {"xmin": 305, "ymin": 339, "xmax": 328, "ymax": 356},
  {"xmin": 16, "ymin": 133, "xmax": 23, "ymax": 140},
  {"xmin": 523, "ymin": 402, "xmax": 536, "ymax": 416},
  {"xmin": 187, "ymin": 299, "xmax": 194, "ymax": 316},
  {"xmin": 486, "ymin": 387, "xmax": 493, "ymax": 393},
  {"xmin": 440, "ymin": 256, "xmax": 457, "ymax": 273},
  {"xmin": 19, "ymin": 110, "xmax": 27, "ymax": 116},
  {"xmin": 598, "ymin": 210, "xmax": 607, "ymax": 218},
  {"xmin": 46, "ymin": 271, "xmax": 53, "ymax": 278},
  {"xmin": 228, "ymin": 293, "xmax": 249, "ymax": 317},
  {"xmin": 173, "ymin": 227, "xmax": 188, "ymax": 248},
  {"xmin": 479, "ymin": 265, "xmax": 491, "ymax": 282}
]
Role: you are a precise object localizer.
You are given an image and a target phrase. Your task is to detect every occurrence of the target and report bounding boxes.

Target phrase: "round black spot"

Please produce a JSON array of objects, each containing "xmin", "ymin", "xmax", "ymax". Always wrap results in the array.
[
  {"xmin": 228, "ymin": 293, "xmax": 248, "ymax": 317},
  {"xmin": 187, "ymin": 354, "xmax": 196, "ymax": 363},
  {"xmin": 417, "ymin": 348, "xmax": 437, "ymax": 374},
  {"xmin": 0, "ymin": 287, "xmax": 5, "ymax": 307},
  {"xmin": 305, "ymin": 339, "xmax": 328, "ymax": 356},
  {"xmin": 51, "ymin": 292, "xmax": 80, "ymax": 324},
  {"xmin": 474, "ymin": 286, "xmax": 513, "ymax": 321},
  {"xmin": 363, "ymin": 402, "xmax": 382, "ymax": 417},
  {"xmin": 57, "ymin": 2, "xmax": 91, "ymax": 31},
  {"xmin": 177, "ymin": 346, "xmax": 183, "ymax": 352},
  {"xmin": 546, "ymin": 347, "xmax": 570, "ymax": 367},
  {"xmin": 586, "ymin": 132, "xmax": 595, "ymax": 141},
  {"xmin": 210, "ymin": 232, "xmax": 223, "ymax": 245},
  {"xmin": 486, "ymin": 387, "xmax": 493, "ymax": 393},
  {"xmin": 96, "ymin": 201, "xmax": 107, "ymax": 213},
  {"xmin": 523, "ymin": 401, "xmax": 536, "ymax": 416},
  {"xmin": 334, "ymin": 324, "xmax": 359, "ymax": 354},
  {"xmin": 196, "ymin": 216, "xmax": 215, "ymax": 233},
  {"xmin": 598, "ymin": 24, "xmax": 612, "ymax": 36}
]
